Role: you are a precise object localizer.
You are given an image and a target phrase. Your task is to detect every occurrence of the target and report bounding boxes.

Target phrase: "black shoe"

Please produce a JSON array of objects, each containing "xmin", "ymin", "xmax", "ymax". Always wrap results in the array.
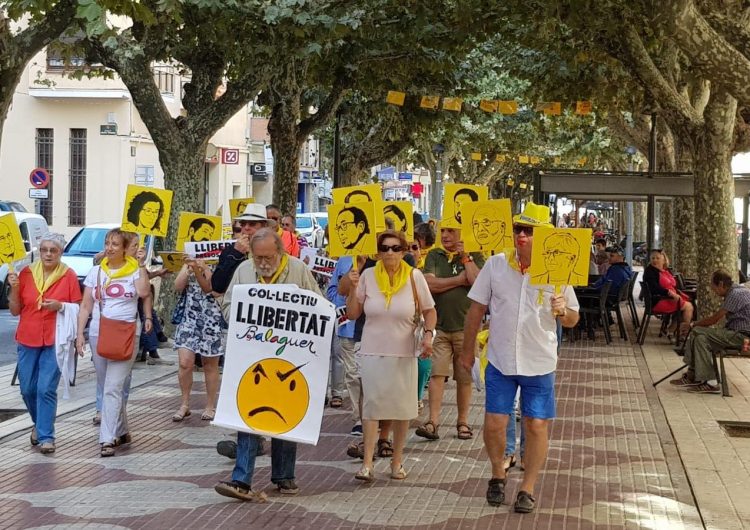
[
  {"xmin": 275, "ymin": 479, "xmax": 299, "ymax": 495},
  {"xmin": 136, "ymin": 350, "xmax": 147, "ymax": 362},
  {"xmin": 216, "ymin": 440, "xmax": 237, "ymax": 459},
  {"xmin": 486, "ymin": 478, "xmax": 505, "ymax": 506},
  {"xmin": 514, "ymin": 490, "xmax": 536, "ymax": 513},
  {"xmin": 157, "ymin": 332, "xmax": 168, "ymax": 343}
]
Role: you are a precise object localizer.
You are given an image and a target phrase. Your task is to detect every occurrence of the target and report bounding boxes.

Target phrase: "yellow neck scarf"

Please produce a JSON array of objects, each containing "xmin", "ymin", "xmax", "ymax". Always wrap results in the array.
[
  {"xmin": 100, "ymin": 256, "xmax": 139, "ymax": 287},
  {"xmin": 374, "ymin": 260, "xmax": 412, "ymax": 309},
  {"xmin": 30, "ymin": 261, "xmax": 69, "ymax": 308},
  {"xmin": 259, "ymin": 254, "xmax": 289, "ymax": 284}
]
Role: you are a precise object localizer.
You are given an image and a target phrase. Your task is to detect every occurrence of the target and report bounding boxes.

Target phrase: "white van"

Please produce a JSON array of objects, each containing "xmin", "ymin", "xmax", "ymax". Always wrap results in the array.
[{"xmin": 0, "ymin": 212, "xmax": 50, "ymax": 308}]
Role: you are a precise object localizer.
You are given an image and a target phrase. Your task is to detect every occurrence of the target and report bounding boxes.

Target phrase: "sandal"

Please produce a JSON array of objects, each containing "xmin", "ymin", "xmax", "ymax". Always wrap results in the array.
[
  {"xmin": 201, "ymin": 408, "xmax": 215, "ymax": 421},
  {"xmin": 503, "ymin": 454, "xmax": 516, "ymax": 471},
  {"xmin": 390, "ymin": 464, "xmax": 407, "ymax": 480},
  {"xmin": 330, "ymin": 396, "xmax": 343, "ymax": 408},
  {"xmin": 415, "ymin": 420, "xmax": 440, "ymax": 440},
  {"xmin": 355, "ymin": 467, "xmax": 374, "ymax": 482},
  {"xmin": 172, "ymin": 405, "xmax": 191, "ymax": 422},
  {"xmin": 115, "ymin": 433, "xmax": 132, "ymax": 446},
  {"xmin": 377, "ymin": 438, "xmax": 394, "ymax": 458},
  {"xmin": 456, "ymin": 422, "xmax": 473, "ymax": 440},
  {"xmin": 514, "ymin": 490, "xmax": 536, "ymax": 513},
  {"xmin": 100, "ymin": 443, "xmax": 116, "ymax": 457}
]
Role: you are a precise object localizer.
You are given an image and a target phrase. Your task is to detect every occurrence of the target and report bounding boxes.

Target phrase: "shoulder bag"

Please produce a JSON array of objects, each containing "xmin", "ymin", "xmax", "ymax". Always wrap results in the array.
[
  {"xmin": 410, "ymin": 269, "xmax": 425, "ymax": 357},
  {"xmin": 96, "ymin": 268, "xmax": 137, "ymax": 361},
  {"xmin": 171, "ymin": 290, "xmax": 187, "ymax": 325}
]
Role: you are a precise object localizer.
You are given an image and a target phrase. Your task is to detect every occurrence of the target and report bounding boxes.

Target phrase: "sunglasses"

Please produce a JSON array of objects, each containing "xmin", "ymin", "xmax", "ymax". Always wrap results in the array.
[
  {"xmin": 410, "ymin": 244, "xmax": 420, "ymax": 251},
  {"xmin": 378, "ymin": 244, "xmax": 404, "ymax": 253},
  {"xmin": 232, "ymin": 227, "xmax": 242, "ymax": 234},
  {"xmin": 512, "ymin": 224, "xmax": 534, "ymax": 235},
  {"xmin": 239, "ymin": 220, "xmax": 263, "ymax": 228}
]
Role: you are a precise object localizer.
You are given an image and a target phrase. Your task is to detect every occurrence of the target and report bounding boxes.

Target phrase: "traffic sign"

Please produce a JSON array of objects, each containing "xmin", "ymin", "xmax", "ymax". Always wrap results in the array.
[
  {"xmin": 221, "ymin": 148, "xmax": 239, "ymax": 165},
  {"xmin": 29, "ymin": 167, "xmax": 50, "ymax": 189},
  {"xmin": 29, "ymin": 188, "xmax": 49, "ymax": 199}
]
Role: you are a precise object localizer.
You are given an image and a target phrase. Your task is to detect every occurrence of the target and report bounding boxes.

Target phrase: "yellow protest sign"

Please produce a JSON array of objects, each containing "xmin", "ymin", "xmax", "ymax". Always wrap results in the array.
[
  {"xmin": 158, "ymin": 251, "xmax": 185, "ymax": 273},
  {"xmin": 420, "ymin": 96, "xmax": 440, "ymax": 109},
  {"xmin": 382, "ymin": 201, "xmax": 414, "ymax": 240},
  {"xmin": 542, "ymin": 102, "xmax": 562, "ymax": 115},
  {"xmin": 121, "ymin": 185, "xmax": 173, "ymax": 238},
  {"xmin": 528, "ymin": 227, "xmax": 591, "ymax": 287},
  {"xmin": 470, "ymin": 152, "xmax": 482, "ymax": 161},
  {"xmin": 441, "ymin": 184, "xmax": 488, "ymax": 229},
  {"xmin": 442, "ymin": 97, "xmax": 463, "ymax": 112},
  {"xmin": 327, "ymin": 203, "xmax": 378, "ymax": 257},
  {"xmin": 229, "ymin": 197, "xmax": 255, "ymax": 219},
  {"xmin": 576, "ymin": 100, "xmax": 592, "ymax": 115},
  {"xmin": 461, "ymin": 199, "xmax": 513, "ymax": 254},
  {"xmin": 0, "ymin": 213, "xmax": 27, "ymax": 265},
  {"xmin": 332, "ymin": 184, "xmax": 381, "ymax": 205},
  {"xmin": 479, "ymin": 99, "xmax": 498, "ymax": 113},
  {"xmin": 386, "ymin": 90, "xmax": 406, "ymax": 106},
  {"xmin": 498, "ymin": 100, "xmax": 519, "ymax": 114},
  {"xmin": 175, "ymin": 212, "xmax": 222, "ymax": 251}
]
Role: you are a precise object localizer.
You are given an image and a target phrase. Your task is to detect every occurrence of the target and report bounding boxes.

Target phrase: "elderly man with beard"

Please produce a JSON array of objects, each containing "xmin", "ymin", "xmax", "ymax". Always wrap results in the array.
[{"xmin": 214, "ymin": 228, "xmax": 321, "ymax": 502}]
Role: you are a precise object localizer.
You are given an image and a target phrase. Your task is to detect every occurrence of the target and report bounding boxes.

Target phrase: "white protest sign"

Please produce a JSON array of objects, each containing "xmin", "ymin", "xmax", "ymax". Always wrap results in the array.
[
  {"xmin": 183, "ymin": 239, "xmax": 235, "ymax": 263},
  {"xmin": 213, "ymin": 283, "xmax": 335, "ymax": 445}
]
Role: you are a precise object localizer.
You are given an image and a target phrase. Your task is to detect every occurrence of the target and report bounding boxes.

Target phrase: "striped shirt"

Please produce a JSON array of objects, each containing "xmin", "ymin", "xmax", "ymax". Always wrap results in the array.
[{"xmin": 723, "ymin": 284, "xmax": 750, "ymax": 332}]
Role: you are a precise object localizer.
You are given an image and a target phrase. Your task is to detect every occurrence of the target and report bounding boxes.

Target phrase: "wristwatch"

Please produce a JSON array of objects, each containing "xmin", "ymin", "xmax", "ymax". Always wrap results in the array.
[{"xmin": 461, "ymin": 255, "xmax": 473, "ymax": 265}]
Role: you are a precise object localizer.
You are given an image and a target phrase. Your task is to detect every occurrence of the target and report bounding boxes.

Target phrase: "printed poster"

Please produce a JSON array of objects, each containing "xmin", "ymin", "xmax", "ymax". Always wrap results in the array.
[
  {"xmin": 121, "ymin": 184, "xmax": 173, "ymax": 238},
  {"xmin": 461, "ymin": 199, "xmax": 513, "ymax": 254},
  {"xmin": 0, "ymin": 213, "xmax": 27, "ymax": 264},
  {"xmin": 528, "ymin": 227, "xmax": 591, "ymax": 287},
  {"xmin": 158, "ymin": 251, "xmax": 185, "ymax": 273},
  {"xmin": 382, "ymin": 201, "xmax": 414, "ymax": 240},
  {"xmin": 332, "ymin": 184, "xmax": 384, "ymax": 233},
  {"xmin": 175, "ymin": 212, "xmax": 222, "ymax": 251},
  {"xmin": 441, "ymin": 184, "xmax": 488, "ymax": 229},
  {"xmin": 183, "ymin": 239, "xmax": 235, "ymax": 263},
  {"xmin": 326, "ymin": 203, "xmax": 378, "ymax": 258},
  {"xmin": 301, "ymin": 246, "xmax": 337, "ymax": 278},
  {"xmin": 214, "ymin": 283, "xmax": 336, "ymax": 445},
  {"xmin": 229, "ymin": 197, "xmax": 255, "ymax": 219}
]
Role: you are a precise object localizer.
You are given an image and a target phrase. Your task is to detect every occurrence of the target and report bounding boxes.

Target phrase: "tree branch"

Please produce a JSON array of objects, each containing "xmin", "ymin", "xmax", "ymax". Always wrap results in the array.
[{"xmin": 297, "ymin": 69, "xmax": 353, "ymax": 141}]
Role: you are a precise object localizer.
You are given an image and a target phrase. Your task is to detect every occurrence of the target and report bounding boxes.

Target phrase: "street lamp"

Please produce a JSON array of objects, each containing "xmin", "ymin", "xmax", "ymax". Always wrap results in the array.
[{"xmin": 430, "ymin": 143, "xmax": 445, "ymax": 219}]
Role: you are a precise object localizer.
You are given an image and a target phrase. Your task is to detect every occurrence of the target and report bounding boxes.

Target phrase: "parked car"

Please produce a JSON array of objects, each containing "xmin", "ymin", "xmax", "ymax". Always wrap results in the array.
[
  {"xmin": 312, "ymin": 212, "xmax": 328, "ymax": 247},
  {"xmin": 296, "ymin": 213, "xmax": 325, "ymax": 248},
  {"xmin": 0, "ymin": 201, "xmax": 28, "ymax": 213},
  {"xmin": 0, "ymin": 212, "xmax": 50, "ymax": 308}
]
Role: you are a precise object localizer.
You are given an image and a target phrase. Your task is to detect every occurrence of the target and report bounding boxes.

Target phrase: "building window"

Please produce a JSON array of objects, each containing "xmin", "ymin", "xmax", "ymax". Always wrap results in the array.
[
  {"xmin": 69, "ymin": 129, "xmax": 87, "ymax": 226},
  {"xmin": 153, "ymin": 65, "xmax": 175, "ymax": 95},
  {"xmin": 35, "ymin": 129, "xmax": 53, "ymax": 224}
]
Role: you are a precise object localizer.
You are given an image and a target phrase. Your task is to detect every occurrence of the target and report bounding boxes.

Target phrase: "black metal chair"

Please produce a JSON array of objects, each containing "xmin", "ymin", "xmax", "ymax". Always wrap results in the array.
[
  {"xmin": 637, "ymin": 281, "xmax": 679, "ymax": 345},
  {"xmin": 578, "ymin": 281, "xmax": 612, "ymax": 343},
  {"xmin": 626, "ymin": 273, "xmax": 639, "ymax": 329},
  {"xmin": 606, "ymin": 280, "xmax": 632, "ymax": 341}
]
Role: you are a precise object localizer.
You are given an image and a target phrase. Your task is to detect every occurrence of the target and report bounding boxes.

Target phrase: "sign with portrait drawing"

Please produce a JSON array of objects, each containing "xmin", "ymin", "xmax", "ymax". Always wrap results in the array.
[
  {"xmin": 175, "ymin": 212, "xmax": 222, "ymax": 251},
  {"xmin": 213, "ymin": 283, "xmax": 335, "ymax": 445},
  {"xmin": 229, "ymin": 197, "xmax": 255, "ymax": 220},
  {"xmin": 528, "ymin": 227, "xmax": 591, "ymax": 287},
  {"xmin": 441, "ymin": 184, "xmax": 488, "ymax": 229},
  {"xmin": 120, "ymin": 184, "xmax": 173, "ymax": 238},
  {"xmin": 461, "ymin": 199, "xmax": 513, "ymax": 254},
  {"xmin": 382, "ymin": 201, "xmax": 414, "ymax": 240},
  {"xmin": 158, "ymin": 251, "xmax": 185, "ymax": 273},
  {"xmin": 0, "ymin": 213, "xmax": 27, "ymax": 265},
  {"xmin": 326, "ymin": 202, "xmax": 378, "ymax": 257},
  {"xmin": 332, "ymin": 184, "xmax": 384, "ymax": 233}
]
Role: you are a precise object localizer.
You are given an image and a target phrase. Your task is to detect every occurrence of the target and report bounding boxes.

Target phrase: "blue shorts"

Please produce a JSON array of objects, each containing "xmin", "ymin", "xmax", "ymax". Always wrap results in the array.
[{"xmin": 485, "ymin": 362, "xmax": 556, "ymax": 419}]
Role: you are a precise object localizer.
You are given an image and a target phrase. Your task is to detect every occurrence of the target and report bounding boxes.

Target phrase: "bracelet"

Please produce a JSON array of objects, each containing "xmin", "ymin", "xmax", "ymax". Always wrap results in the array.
[
  {"xmin": 424, "ymin": 329, "xmax": 434, "ymax": 335},
  {"xmin": 144, "ymin": 318, "xmax": 153, "ymax": 321}
]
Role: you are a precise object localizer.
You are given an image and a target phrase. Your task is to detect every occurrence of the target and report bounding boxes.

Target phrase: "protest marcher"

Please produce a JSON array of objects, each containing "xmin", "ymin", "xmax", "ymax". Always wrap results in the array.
[
  {"xmin": 460, "ymin": 203, "xmax": 580, "ymax": 513},
  {"xmin": 214, "ymin": 228, "xmax": 321, "ymax": 500},
  {"xmin": 8, "ymin": 233, "xmax": 82, "ymax": 454}
]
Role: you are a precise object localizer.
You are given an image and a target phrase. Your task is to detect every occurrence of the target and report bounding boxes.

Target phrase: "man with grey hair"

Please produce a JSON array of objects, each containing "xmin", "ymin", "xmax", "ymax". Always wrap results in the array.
[{"xmin": 214, "ymin": 227, "xmax": 322, "ymax": 501}]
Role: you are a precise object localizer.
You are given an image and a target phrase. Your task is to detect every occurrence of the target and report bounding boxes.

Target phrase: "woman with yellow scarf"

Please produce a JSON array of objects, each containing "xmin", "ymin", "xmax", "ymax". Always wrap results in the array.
[
  {"xmin": 76, "ymin": 229, "xmax": 151, "ymax": 457},
  {"xmin": 8, "ymin": 233, "xmax": 82, "ymax": 454},
  {"xmin": 346, "ymin": 230, "xmax": 437, "ymax": 482}
]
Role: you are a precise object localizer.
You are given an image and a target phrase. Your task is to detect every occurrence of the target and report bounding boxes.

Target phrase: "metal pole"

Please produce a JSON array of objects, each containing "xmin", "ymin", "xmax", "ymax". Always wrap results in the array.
[
  {"xmin": 648, "ymin": 112, "xmax": 657, "ymax": 176},
  {"xmin": 742, "ymin": 195, "xmax": 749, "ymax": 280},
  {"xmin": 626, "ymin": 201, "xmax": 634, "ymax": 266},
  {"xmin": 431, "ymin": 154, "xmax": 443, "ymax": 220},
  {"xmin": 332, "ymin": 109, "xmax": 341, "ymax": 189},
  {"xmin": 647, "ymin": 195, "xmax": 656, "ymax": 252}
]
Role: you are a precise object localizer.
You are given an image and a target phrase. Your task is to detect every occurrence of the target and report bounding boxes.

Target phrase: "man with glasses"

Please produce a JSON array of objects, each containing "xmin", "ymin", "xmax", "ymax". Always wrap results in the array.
[
  {"xmin": 471, "ymin": 203, "xmax": 511, "ymax": 253},
  {"xmin": 415, "ymin": 222, "xmax": 484, "ymax": 443},
  {"xmin": 531, "ymin": 232, "xmax": 587, "ymax": 285},
  {"xmin": 460, "ymin": 202, "xmax": 579, "ymax": 514},
  {"xmin": 335, "ymin": 207, "xmax": 370, "ymax": 255},
  {"xmin": 214, "ymin": 228, "xmax": 321, "ymax": 501}
]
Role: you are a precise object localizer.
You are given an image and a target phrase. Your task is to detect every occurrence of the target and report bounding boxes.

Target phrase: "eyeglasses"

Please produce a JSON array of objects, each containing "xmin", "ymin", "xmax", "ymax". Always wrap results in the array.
[
  {"xmin": 473, "ymin": 219, "xmax": 501, "ymax": 230},
  {"xmin": 543, "ymin": 250, "xmax": 574, "ymax": 258},
  {"xmin": 239, "ymin": 220, "xmax": 263, "ymax": 228},
  {"xmin": 336, "ymin": 221, "xmax": 355, "ymax": 232},
  {"xmin": 141, "ymin": 207, "xmax": 160, "ymax": 216},
  {"xmin": 252, "ymin": 254, "xmax": 279, "ymax": 264},
  {"xmin": 512, "ymin": 224, "xmax": 534, "ymax": 235},
  {"xmin": 378, "ymin": 244, "xmax": 404, "ymax": 253}
]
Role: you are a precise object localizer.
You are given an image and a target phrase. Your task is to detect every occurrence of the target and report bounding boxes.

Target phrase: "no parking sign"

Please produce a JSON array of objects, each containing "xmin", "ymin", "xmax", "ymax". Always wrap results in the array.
[{"xmin": 29, "ymin": 167, "xmax": 50, "ymax": 189}]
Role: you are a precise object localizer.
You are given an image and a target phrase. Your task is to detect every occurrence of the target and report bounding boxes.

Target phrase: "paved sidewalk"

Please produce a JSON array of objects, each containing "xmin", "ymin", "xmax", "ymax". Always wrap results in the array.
[{"xmin": 0, "ymin": 331, "xmax": 705, "ymax": 529}]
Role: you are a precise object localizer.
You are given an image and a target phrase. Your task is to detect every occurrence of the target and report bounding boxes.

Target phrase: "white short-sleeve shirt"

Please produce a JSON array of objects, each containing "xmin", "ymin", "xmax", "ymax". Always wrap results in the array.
[
  {"xmin": 468, "ymin": 253, "xmax": 579, "ymax": 376},
  {"xmin": 84, "ymin": 265, "xmax": 141, "ymax": 334}
]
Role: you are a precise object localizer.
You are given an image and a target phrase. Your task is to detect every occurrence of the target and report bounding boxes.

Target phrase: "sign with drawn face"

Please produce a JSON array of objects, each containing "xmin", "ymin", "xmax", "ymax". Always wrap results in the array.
[
  {"xmin": 175, "ymin": 212, "xmax": 222, "ymax": 251},
  {"xmin": 158, "ymin": 251, "xmax": 185, "ymax": 273},
  {"xmin": 121, "ymin": 185, "xmax": 173, "ymax": 237},
  {"xmin": 326, "ymin": 203, "xmax": 378, "ymax": 257},
  {"xmin": 213, "ymin": 283, "xmax": 335, "ymax": 445},
  {"xmin": 229, "ymin": 197, "xmax": 255, "ymax": 220},
  {"xmin": 382, "ymin": 201, "xmax": 413, "ymax": 240},
  {"xmin": 332, "ymin": 184, "xmax": 384, "ymax": 233},
  {"xmin": 528, "ymin": 227, "xmax": 591, "ymax": 287},
  {"xmin": 461, "ymin": 199, "xmax": 513, "ymax": 254},
  {"xmin": 0, "ymin": 213, "xmax": 27, "ymax": 264},
  {"xmin": 442, "ymin": 184, "xmax": 488, "ymax": 228}
]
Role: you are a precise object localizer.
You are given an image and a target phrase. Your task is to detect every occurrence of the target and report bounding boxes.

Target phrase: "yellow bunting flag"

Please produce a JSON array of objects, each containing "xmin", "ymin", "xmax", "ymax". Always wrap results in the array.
[
  {"xmin": 518, "ymin": 155, "xmax": 530, "ymax": 164},
  {"xmin": 577, "ymin": 156, "xmax": 588, "ymax": 166},
  {"xmin": 507, "ymin": 178, "xmax": 514, "ymax": 186},
  {"xmin": 498, "ymin": 100, "xmax": 518, "ymax": 114},
  {"xmin": 420, "ymin": 96, "xmax": 440, "ymax": 109},
  {"xmin": 496, "ymin": 154, "xmax": 508, "ymax": 163},
  {"xmin": 442, "ymin": 97, "xmax": 463, "ymax": 112},
  {"xmin": 554, "ymin": 156, "xmax": 562, "ymax": 165},
  {"xmin": 542, "ymin": 102, "xmax": 562, "ymax": 115},
  {"xmin": 576, "ymin": 100, "xmax": 592, "ymax": 115},
  {"xmin": 530, "ymin": 156, "xmax": 541, "ymax": 164},
  {"xmin": 471, "ymin": 152, "xmax": 482, "ymax": 161},
  {"xmin": 519, "ymin": 182, "xmax": 528, "ymax": 189},
  {"xmin": 479, "ymin": 99, "xmax": 498, "ymax": 113},
  {"xmin": 386, "ymin": 91, "xmax": 406, "ymax": 106}
]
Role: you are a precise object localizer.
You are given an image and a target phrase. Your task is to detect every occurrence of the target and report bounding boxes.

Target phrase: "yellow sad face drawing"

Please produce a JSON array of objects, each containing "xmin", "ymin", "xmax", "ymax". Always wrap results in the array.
[{"xmin": 236, "ymin": 358, "xmax": 310, "ymax": 434}]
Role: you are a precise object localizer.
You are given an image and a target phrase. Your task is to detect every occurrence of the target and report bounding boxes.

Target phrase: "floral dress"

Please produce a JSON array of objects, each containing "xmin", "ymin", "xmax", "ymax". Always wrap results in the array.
[{"xmin": 173, "ymin": 274, "xmax": 225, "ymax": 357}]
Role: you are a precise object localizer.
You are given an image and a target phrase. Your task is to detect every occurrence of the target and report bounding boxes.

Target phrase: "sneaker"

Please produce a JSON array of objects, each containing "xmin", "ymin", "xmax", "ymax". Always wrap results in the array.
[
  {"xmin": 30, "ymin": 427, "xmax": 39, "ymax": 446},
  {"xmin": 147, "ymin": 355, "xmax": 175, "ymax": 366},
  {"xmin": 39, "ymin": 442, "xmax": 56, "ymax": 455},
  {"xmin": 687, "ymin": 382, "xmax": 721, "ymax": 394},
  {"xmin": 350, "ymin": 422, "xmax": 363, "ymax": 436},
  {"xmin": 214, "ymin": 480, "xmax": 267, "ymax": 502},
  {"xmin": 92, "ymin": 411, "xmax": 101, "ymax": 426},
  {"xmin": 669, "ymin": 373, "xmax": 700, "ymax": 387},
  {"xmin": 486, "ymin": 478, "xmax": 505, "ymax": 506},
  {"xmin": 275, "ymin": 479, "xmax": 299, "ymax": 495},
  {"xmin": 216, "ymin": 440, "xmax": 237, "ymax": 459},
  {"xmin": 514, "ymin": 490, "xmax": 536, "ymax": 513}
]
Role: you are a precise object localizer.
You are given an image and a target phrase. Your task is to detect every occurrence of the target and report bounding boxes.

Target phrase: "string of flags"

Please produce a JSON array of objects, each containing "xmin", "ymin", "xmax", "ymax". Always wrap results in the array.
[
  {"xmin": 385, "ymin": 90, "xmax": 593, "ymax": 116},
  {"xmin": 469, "ymin": 153, "xmax": 588, "ymax": 166}
]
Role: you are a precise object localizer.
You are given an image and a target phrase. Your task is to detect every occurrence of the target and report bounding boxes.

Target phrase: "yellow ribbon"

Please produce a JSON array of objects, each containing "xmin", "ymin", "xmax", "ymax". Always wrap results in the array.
[
  {"xmin": 100, "ymin": 256, "xmax": 139, "ymax": 287},
  {"xmin": 30, "ymin": 261, "xmax": 69, "ymax": 308},
  {"xmin": 259, "ymin": 254, "xmax": 289, "ymax": 285},
  {"xmin": 374, "ymin": 259, "xmax": 412, "ymax": 309}
]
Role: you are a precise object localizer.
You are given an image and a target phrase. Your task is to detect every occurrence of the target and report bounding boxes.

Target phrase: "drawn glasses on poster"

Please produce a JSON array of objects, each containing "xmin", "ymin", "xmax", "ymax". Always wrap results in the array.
[
  {"xmin": 335, "ymin": 207, "xmax": 370, "ymax": 254},
  {"xmin": 471, "ymin": 204, "xmax": 507, "ymax": 251},
  {"xmin": 126, "ymin": 191, "xmax": 165, "ymax": 232},
  {"xmin": 532, "ymin": 232, "xmax": 587, "ymax": 284}
]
